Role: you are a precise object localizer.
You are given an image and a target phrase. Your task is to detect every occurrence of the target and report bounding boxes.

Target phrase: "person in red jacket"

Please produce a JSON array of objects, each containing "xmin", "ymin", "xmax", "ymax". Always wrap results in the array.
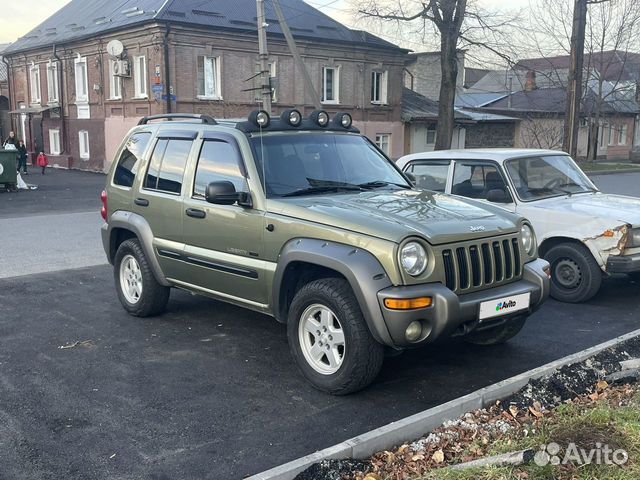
[{"xmin": 37, "ymin": 151, "xmax": 49, "ymax": 175}]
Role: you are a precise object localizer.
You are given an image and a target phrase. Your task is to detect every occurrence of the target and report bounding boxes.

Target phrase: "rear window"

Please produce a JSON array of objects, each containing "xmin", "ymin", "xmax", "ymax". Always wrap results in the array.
[
  {"xmin": 144, "ymin": 139, "xmax": 193, "ymax": 194},
  {"xmin": 113, "ymin": 132, "xmax": 151, "ymax": 187}
]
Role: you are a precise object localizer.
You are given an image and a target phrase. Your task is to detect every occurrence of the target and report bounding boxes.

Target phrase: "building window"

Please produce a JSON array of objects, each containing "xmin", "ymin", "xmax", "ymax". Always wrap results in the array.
[
  {"xmin": 608, "ymin": 123, "xmax": 615, "ymax": 146},
  {"xmin": 322, "ymin": 66, "xmax": 340, "ymax": 104},
  {"xmin": 426, "ymin": 125, "xmax": 437, "ymax": 145},
  {"xmin": 619, "ymin": 124, "xmax": 628, "ymax": 145},
  {"xmin": 79, "ymin": 130, "xmax": 90, "ymax": 159},
  {"xmin": 197, "ymin": 56, "xmax": 221, "ymax": 99},
  {"xmin": 47, "ymin": 61, "xmax": 59, "ymax": 104},
  {"xmin": 74, "ymin": 56, "xmax": 88, "ymax": 103},
  {"xmin": 134, "ymin": 55, "xmax": 148, "ymax": 98},
  {"xmin": 49, "ymin": 129, "xmax": 61, "ymax": 155},
  {"xmin": 30, "ymin": 63, "xmax": 41, "ymax": 104},
  {"xmin": 371, "ymin": 70, "xmax": 388, "ymax": 104},
  {"xmin": 109, "ymin": 60, "xmax": 122, "ymax": 100},
  {"xmin": 375, "ymin": 134, "xmax": 391, "ymax": 155}
]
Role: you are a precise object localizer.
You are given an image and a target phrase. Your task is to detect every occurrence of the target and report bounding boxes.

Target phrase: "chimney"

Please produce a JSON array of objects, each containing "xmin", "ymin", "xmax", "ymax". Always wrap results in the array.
[{"xmin": 525, "ymin": 70, "xmax": 537, "ymax": 92}]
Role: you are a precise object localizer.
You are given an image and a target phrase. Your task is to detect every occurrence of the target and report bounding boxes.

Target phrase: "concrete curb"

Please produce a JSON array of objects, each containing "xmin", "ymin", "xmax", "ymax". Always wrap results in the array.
[
  {"xmin": 586, "ymin": 167, "xmax": 640, "ymax": 177},
  {"xmin": 247, "ymin": 328, "xmax": 640, "ymax": 480}
]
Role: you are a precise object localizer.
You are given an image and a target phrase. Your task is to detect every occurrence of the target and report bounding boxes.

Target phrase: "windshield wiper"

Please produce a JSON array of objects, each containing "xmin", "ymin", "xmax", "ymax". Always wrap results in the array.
[
  {"xmin": 357, "ymin": 180, "xmax": 409, "ymax": 189},
  {"xmin": 281, "ymin": 183, "xmax": 364, "ymax": 197}
]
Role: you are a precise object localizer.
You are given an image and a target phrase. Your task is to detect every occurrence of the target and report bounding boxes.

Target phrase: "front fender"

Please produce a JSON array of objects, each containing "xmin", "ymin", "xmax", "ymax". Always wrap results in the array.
[{"xmin": 272, "ymin": 238, "xmax": 395, "ymax": 345}]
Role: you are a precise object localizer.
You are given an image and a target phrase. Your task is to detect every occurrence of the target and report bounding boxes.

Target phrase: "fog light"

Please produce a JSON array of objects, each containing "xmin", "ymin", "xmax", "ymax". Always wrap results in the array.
[
  {"xmin": 249, "ymin": 109, "xmax": 270, "ymax": 128},
  {"xmin": 281, "ymin": 109, "xmax": 302, "ymax": 127},
  {"xmin": 339, "ymin": 113, "xmax": 352, "ymax": 128},
  {"xmin": 405, "ymin": 321, "xmax": 422, "ymax": 342},
  {"xmin": 310, "ymin": 109, "xmax": 330, "ymax": 127},
  {"xmin": 384, "ymin": 297, "xmax": 432, "ymax": 310}
]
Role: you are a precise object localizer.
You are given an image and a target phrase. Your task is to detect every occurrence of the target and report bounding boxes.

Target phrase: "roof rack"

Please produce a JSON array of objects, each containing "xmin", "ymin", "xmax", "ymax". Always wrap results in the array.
[{"xmin": 137, "ymin": 114, "xmax": 217, "ymax": 126}]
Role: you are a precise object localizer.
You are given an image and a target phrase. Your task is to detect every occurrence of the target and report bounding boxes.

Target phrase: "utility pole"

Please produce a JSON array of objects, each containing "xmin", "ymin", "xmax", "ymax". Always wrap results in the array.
[
  {"xmin": 256, "ymin": 0, "xmax": 272, "ymax": 114},
  {"xmin": 271, "ymin": 0, "xmax": 322, "ymax": 109},
  {"xmin": 563, "ymin": 0, "xmax": 588, "ymax": 157}
]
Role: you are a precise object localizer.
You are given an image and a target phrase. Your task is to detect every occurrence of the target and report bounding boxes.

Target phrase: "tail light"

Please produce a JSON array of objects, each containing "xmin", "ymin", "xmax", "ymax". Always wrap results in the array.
[{"xmin": 101, "ymin": 189, "xmax": 108, "ymax": 220}]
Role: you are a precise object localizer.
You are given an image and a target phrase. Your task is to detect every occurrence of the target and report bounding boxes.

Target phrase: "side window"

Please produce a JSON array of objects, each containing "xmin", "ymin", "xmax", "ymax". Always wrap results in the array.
[
  {"xmin": 113, "ymin": 132, "xmax": 151, "ymax": 187},
  {"xmin": 193, "ymin": 139, "xmax": 246, "ymax": 197},
  {"xmin": 408, "ymin": 161, "xmax": 449, "ymax": 192},
  {"xmin": 452, "ymin": 163, "xmax": 507, "ymax": 200},
  {"xmin": 144, "ymin": 139, "xmax": 193, "ymax": 194}
]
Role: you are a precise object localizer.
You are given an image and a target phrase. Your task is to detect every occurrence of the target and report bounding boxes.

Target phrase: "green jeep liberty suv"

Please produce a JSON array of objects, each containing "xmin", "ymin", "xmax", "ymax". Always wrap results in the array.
[{"xmin": 101, "ymin": 110, "xmax": 550, "ymax": 394}]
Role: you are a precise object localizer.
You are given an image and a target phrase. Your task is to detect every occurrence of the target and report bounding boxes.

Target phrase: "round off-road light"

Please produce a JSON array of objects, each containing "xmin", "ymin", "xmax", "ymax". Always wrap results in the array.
[
  {"xmin": 405, "ymin": 321, "xmax": 422, "ymax": 342},
  {"xmin": 281, "ymin": 109, "xmax": 302, "ymax": 127},
  {"xmin": 310, "ymin": 110, "xmax": 330, "ymax": 127},
  {"xmin": 339, "ymin": 113, "xmax": 352, "ymax": 128},
  {"xmin": 249, "ymin": 109, "xmax": 270, "ymax": 128}
]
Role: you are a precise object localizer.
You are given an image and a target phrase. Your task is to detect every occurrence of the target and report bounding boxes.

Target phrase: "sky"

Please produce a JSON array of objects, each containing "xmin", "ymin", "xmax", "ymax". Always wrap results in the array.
[{"xmin": 0, "ymin": 0, "xmax": 531, "ymax": 44}]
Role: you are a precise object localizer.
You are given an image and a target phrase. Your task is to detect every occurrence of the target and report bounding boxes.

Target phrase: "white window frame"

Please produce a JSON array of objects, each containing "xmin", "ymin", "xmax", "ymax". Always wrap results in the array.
[
  {"xmin": 375, "ymin": 134, "xmax": 391, "ymax": 155},
  {"xmin": 133, "ymin": 55, "xmax": 148, "ymax": 99},
  {"xmin": 197, "ymin": 55, "xmax": 222, "ymax": 100},
  {"xmin": 79, "ymin": 130, "xmax": 90, "ymax": 159},
  {"xmin": 74, "ymin": 56, "xmax": 89, "ymax": 103},
  {"xmin": 619, "ymin": 123, "xmax": 628, "ymax": 145},
  {"xmin": 322, "ymin": 66, "xmax": 340, "ymax": 104},
  {"xmin": 49, "ymin": 129, "xmax": 61, "ymax": 155},
  {"xmin": 426, "ymin": 125, "xmax": 437, "ymax": 145},
  {"xmin": 30, "ymin": 63, "xmax": 41, "ymax": 104},
  {"xmin": 109, "ymin": 60, "xmax": 122, "ymax": 100},
  {"xmin": 371, "ymin": 70, "xmax": 388, "ymax": 104},
  {"xmin": 46, "ymin": 61, "xmax": 59, "ymax": 104}
]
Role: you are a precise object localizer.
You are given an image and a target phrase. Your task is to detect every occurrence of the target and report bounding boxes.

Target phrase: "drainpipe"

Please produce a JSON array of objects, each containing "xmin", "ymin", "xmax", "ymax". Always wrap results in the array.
[
  {"xmin": 1, "ymin": 55, "xmax": 12, "ymax": 138},
  {"xmin": 163, "ymin": 24, "xmax": 172, "ymax": 114},
  {"xmin": 53, "ymin": 44, "xmax": 66, "ymax": 154}
]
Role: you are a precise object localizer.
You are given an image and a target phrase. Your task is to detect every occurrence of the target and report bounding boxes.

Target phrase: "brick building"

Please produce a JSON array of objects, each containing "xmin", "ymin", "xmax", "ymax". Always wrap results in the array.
[
  {"xmin": 0, "ymin": 44, "xmax": 10, "ymax": 142},
  {"xmin": 2, "ymin": 0, "xmax": 409, "ymax": 171}
]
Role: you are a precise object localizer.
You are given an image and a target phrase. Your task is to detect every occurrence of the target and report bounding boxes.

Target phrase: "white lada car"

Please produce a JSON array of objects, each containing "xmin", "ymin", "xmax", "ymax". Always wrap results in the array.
[{"xmin": 397, "ymin": 149, "xmax": 640, "ymax": 303}]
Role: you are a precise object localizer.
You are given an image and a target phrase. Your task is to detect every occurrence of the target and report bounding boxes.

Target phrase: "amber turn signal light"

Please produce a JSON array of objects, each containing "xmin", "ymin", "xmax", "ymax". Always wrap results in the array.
[{"xmin": 384, "ymin": 297, "xmax": 432, "ymax": 310}]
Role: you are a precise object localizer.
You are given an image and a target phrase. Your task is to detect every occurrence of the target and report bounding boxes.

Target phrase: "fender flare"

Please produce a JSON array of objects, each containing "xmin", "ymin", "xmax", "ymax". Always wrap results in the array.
[
  {"xmin": 106, "ymin": 211, "xmax": 171, "ymax": 286},
  {"xmin": 272, "ymin": 238, "xmax": 395, "ymax": 345}
]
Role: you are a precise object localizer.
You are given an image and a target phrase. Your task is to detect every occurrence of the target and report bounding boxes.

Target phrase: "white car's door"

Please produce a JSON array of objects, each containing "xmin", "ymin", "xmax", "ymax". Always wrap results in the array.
[
  {"xmin": 402, "ymin": 159, "xmax": 452, "ymax": 193},
  {"xmin": 449, "ymin": 160, "xmax": 517, "ymax": 212}
]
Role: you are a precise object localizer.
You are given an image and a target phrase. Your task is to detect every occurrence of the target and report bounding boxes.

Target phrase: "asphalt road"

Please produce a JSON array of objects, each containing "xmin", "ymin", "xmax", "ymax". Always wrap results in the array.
[
  {"xmin": 0, "ymin": 170, "xmax": 639, "ymax": 479},
  {"xmin": 591, "ymin": 171, "xmax": 640, "ymax": 197}
]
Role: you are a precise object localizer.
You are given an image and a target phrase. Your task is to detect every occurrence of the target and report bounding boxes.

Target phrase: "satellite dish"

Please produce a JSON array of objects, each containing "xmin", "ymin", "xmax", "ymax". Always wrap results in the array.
[{"xmin": 106, "ymin": 39, "xmax": 124, "ymax": 57}]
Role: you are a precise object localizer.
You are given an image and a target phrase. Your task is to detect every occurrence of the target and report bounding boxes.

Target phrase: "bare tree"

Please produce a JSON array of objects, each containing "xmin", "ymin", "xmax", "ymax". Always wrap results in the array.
[
  {"xmin": 355, "ymin": 0, "xmax": 521, "ymax": 150},
  {"xmin": 518, "ymin": 114, "xmax": 565, "ymax": 149}
]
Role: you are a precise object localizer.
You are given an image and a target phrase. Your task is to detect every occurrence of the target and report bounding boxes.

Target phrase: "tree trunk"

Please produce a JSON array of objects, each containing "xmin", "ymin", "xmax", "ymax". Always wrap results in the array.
[
  {"xmin": 586, "ymin": 118, "xmax": 598, "ymax": 161},
  {"xmin": 435, "ymin": 29, "xmax": 458, "ymax": 150}
]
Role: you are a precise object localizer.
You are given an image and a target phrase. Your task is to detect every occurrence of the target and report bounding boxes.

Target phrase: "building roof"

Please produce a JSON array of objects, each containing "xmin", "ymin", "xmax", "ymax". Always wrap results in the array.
[
  {"xmin": 464, "ymin": 67, "xmax": 490, "ymax": 88},
  {"xmin": 455, "ymin": 91, "xmax": 508, "ymax": 108},
  {"xmin": 402, "ymin": 88, "xmax": 517, "ymax": 123},
  {"xmin": 515, "ymin": 50, "xmax": 640, "ymax": 83},
  {"xmin": 4, "ymin": 0, "xmax": 405, "ymax": 55},
  {"xmin": 484, "ymin": 87, "xmax": 567, "ymax": 113}
]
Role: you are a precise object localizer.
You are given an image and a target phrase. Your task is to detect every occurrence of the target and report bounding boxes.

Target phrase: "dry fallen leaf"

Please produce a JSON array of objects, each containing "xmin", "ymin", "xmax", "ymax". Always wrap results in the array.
[
  {"xmin": 596, "ymin": 380, "xmax": 609, "ymax": 391},
  {"xmin": 411, "ymin": 454, "xmax": 424, "ymax": 461},
  {"xmin": 509, "ymin": 405, "xmax": 519, "ymax": 418},
  {"xmin": 529, "ymin": 406, "xmax": 544, "ymax": 418},
  {"xmin": 363, "ymin": 474, "xmax": 382, "ymax": 480},
  {"xmin": 432, "ymin": 449, "xmax": 445, "ymax": 463}
]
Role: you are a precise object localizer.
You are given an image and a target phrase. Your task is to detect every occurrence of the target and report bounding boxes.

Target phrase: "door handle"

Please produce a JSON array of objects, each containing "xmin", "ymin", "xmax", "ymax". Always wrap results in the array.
[
  {"xmin": 134, "ymin": 198, "xmax": 149, "ymax": 207},
  {"xmin": 186, "ymin": 208, "xmax": 206, "ymax": 219}
]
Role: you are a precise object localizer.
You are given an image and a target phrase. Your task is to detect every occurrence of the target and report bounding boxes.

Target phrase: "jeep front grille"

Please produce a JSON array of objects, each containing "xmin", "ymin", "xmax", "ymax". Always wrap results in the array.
[{"xmin": 442, "ymin": 236, "xmax": 522, "ymax": 293}]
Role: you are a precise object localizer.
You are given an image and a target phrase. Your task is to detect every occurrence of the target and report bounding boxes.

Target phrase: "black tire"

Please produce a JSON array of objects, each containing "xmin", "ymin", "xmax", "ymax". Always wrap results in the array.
[
  {"xmin": 287, "ymin": 278, "xmax": 384, "ymax": 395},
  {"xmin": 464, "ymin": 316, "xmax": 527, "ymax": 346},
  {"xmin": 114, "ymin": 238, "xmax": 170, "ymax": 317},
  {"xmin": 545, "ymin": 243, "xmax": 602, "ymax": 303}
]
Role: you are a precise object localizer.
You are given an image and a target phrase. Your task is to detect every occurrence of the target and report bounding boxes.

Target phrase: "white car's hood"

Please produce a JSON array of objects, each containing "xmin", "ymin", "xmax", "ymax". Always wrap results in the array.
[{"xmin": 531, "ymin": 193, "xmax": 640, "ymax": 226}]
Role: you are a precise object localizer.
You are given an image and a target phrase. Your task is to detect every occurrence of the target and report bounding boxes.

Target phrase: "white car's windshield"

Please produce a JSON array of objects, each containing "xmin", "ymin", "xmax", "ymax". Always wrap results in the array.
[
  {"xmin": 251, "ymin": 133, "xmax": 410, "ymax": 197},
  {"xmin": 505, "ymin": 155, "xmax": 597, "ymax": 201}
]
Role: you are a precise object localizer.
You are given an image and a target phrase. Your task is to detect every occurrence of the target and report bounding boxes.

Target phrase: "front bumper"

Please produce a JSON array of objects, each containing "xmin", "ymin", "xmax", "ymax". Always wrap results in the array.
[
  {"xmin": 606, "ymin": 253, "xmax": 640, "ymax": 274},
  {"xmin": 376, "ymin": 258, "xmax": 550, "ymax": 347}
]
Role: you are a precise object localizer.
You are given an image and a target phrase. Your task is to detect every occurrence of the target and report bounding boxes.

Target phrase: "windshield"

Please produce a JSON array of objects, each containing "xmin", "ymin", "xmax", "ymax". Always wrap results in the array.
[
  {"xmin": 250, "ymin": 133, "xmax": 410, "ymax": 197},
  {"xmin": 505, "ymin": 155, "xmax": 597, "ymax": 201}
]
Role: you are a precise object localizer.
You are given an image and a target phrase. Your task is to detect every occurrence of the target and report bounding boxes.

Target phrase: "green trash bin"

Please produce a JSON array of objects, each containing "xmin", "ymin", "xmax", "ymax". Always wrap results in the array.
[{"xmin": 0, "ymin": 149, "xmax": 18, "ymax": 191}]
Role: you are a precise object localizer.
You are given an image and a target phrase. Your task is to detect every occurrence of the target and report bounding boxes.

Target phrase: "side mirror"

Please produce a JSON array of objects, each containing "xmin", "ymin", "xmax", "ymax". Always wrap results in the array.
[
  {"xmin": 404, "ymin": 172, "xmax": 416, "ymax": 186},
  {"xmin": 205, "ymin": 181, "xmax": 251, "ymax": 206},
  {"xmin": 486, "ymin": 189, "xmax": 513, "ymax": 204}
]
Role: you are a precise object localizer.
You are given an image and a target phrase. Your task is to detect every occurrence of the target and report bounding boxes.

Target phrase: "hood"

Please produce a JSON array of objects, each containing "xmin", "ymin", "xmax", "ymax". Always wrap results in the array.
[
  {"xmin": 530, "ymin": 193, "xmax": 640, "ymax": 226},
  {"xmin": 268, "ymin": 189, "xmax": 520, "ymax": 244}
]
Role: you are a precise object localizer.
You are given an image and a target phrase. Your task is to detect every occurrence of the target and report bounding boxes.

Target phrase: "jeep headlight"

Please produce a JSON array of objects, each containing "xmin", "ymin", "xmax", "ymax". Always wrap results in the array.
[
  {"xmin": 400, "ymin": 242, "xmax": 428, "ymax": 276},
  {"xmin": 628, "ymin": 227, "xmax": 640, "ymax": 248},
  {"xmin": 520, "ymin": 223, "xmax": 536, "ymax": 256}
]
